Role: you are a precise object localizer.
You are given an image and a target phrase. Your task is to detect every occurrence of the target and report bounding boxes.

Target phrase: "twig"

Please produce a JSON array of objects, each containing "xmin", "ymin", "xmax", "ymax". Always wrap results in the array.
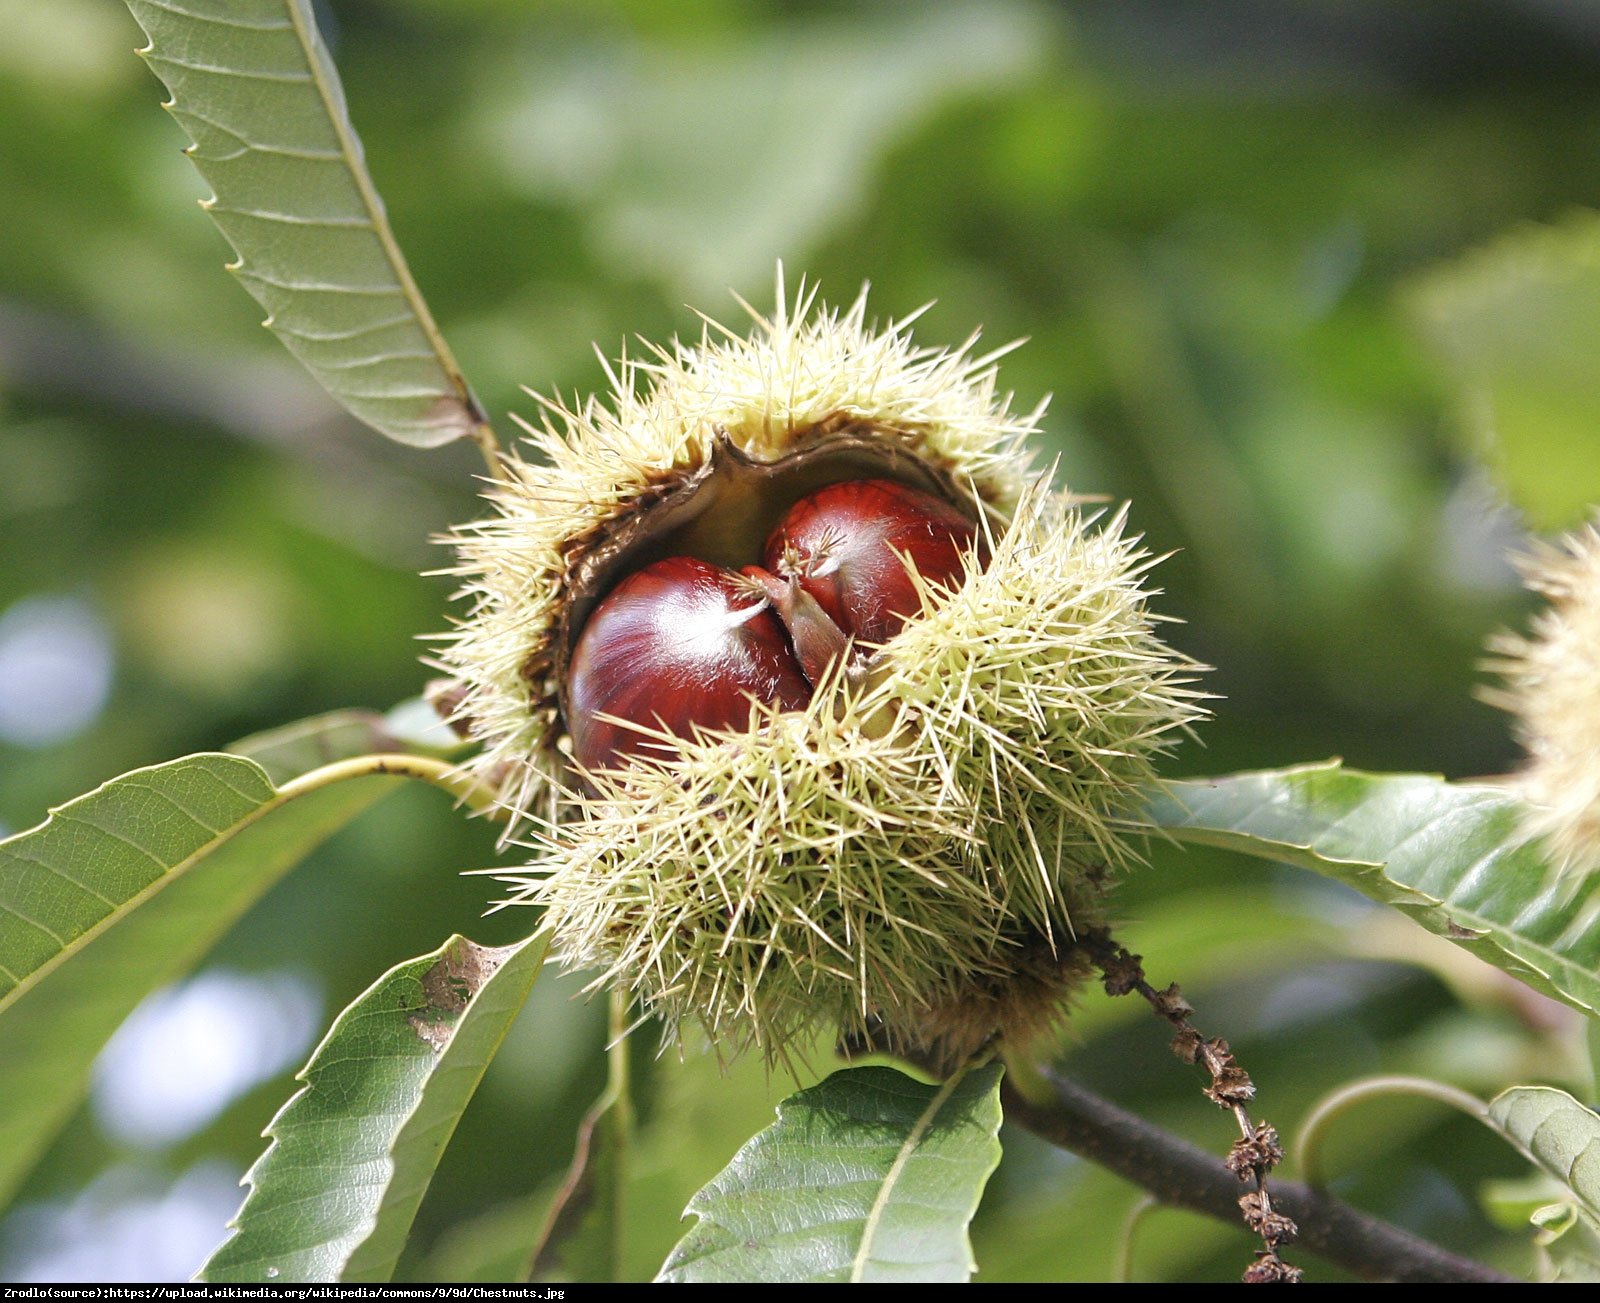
[
  {"xmin": 276, "ymin": 751, "xmax": 503, "ymax": 815},
  {"xmin": 1078, "ymin": 926, "xmax": 1299, "ymax": 1281},
  {"xmin": 1001, "ymin": 1070, "xmax": 1513, "ymax": 1281}
]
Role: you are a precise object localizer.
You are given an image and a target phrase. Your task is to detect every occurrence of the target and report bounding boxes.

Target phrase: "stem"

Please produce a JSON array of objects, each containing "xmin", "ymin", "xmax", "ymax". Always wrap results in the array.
[
  {"xmin": 470, "ymin": 417, "xmax": 507, "ymax": 481},
  {"xmin": 1115, "ymin": 1194, "xmax": 1160, "ymax": 1283},
  {"xmin": 276, "ymin": 751, "xmax": 502, "ymax": 816},
  {"xmin": 1077, "ymin": 927, "xmax": 1300, "ymax": 1282},
  {"xmin": 524, "ymin": 991, "xmax": 637, "ymax": 1283},
  {"xmin": 605, "ymin": 987, "xmax": 635, "ymax": 1280},
  {"xmin": 1295, "ymin": 1076, "xmax": 1491, "ymax": 1190},
  {"xmin": 1001, "ymin": 1070, "xmax": 1514, "ymax": 1283}
]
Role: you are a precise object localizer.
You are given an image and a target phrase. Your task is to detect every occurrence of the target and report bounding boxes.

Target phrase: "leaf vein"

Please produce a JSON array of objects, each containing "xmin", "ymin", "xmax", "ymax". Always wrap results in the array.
[
  {"xmin": 269, "ymin": 313, "xmax": 419, "ymax": 343},
  {"xmin": 0, "ymin": 901, "xmax": 69, "ymax": 946},
  {"xmin": 235, "ymin": 270, "xmax": 405, "ymax": 296},
  {"xmin": 207, "ymin": 206, "xmax": 376, "ymax": 229},
  {"xmin": 85, "ymin": 777, "xmax": 242, "ymax": 840},
  {"xmin": 309, "ymin": 350, "xmax": 441, "ymax": 372},
  {"xmin": 134, "ymin": 0, "xmax": 294, "ymax": 31},
  {"xmin": 47, "ymin": 811, "xmax": 183, "ymax": 876},
  {"xmin": 146, "ymin": 54, "xmax": 314, "ymax": 84},
  {"xmin": 169, "ymin": 106, "xmax": 342, "ymax": 161}
]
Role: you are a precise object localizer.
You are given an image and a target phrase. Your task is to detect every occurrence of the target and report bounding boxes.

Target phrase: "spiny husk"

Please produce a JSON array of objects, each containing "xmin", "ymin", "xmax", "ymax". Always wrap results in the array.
[
  {"xmin": 437, "ymin": 277, "xmax": 1043, "ymax": 825},
  {"xmin": 490, "ymin": 484, "xmax": 1208, "ymax": 1065},
  {"xmin": 1484, "ymin": 514, "xmax": 1600, "ymax": 875},
  {"xmin": 444, "ymin": 277, "xmax": 1207, "ymax": 1066}
]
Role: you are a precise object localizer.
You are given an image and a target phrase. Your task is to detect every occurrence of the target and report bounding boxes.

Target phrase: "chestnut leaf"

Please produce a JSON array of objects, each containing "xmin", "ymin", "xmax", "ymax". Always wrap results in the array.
[
  {"xmin": 1487, "ymin": 1086, "xmax": 1600, "ymax": 1231},
  {"xmin": 1146, "ymin": 761, "xmax": 1600, "ymax": 1017},
  {"xmin": 1485, "ymin": 1085, "xmax": 1600, "ymax": 1278},
  {"xmin": 0, "ymin": 753, "xmax": 399, "ymax": 1215},
  {"xmin": 123, "ymin": 0, "xmax": 487, "ymax": 450},
  {"xmin": 200, "ymin": 931, "xmax": 550, "ymax": 1284},
  {"xmin": 658, "ymin": 1063, "xmax": 1004, "ymax": 1284}
]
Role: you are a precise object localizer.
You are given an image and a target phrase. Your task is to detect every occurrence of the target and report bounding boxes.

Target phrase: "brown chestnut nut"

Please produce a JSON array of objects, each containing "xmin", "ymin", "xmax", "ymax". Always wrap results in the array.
[
  {"xmin": 764, "ymin": 478, "xmax": 983, "ymax": 648},
  {"xmin": 567, "ymin": 556, "xmax": 812, "ymax": 772}
]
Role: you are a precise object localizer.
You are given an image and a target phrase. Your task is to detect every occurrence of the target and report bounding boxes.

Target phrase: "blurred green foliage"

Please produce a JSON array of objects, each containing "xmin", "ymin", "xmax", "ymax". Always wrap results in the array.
[{"xmin": 2, "ymin": 0, "xmax": 1597, "ymax": 1283}]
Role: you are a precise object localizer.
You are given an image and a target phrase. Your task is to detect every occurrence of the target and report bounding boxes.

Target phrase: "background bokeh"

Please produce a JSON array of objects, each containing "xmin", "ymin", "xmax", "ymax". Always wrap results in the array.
[{"xmin": 2, "ymin": 0, "xmax": 1596, "ymax": 1282}]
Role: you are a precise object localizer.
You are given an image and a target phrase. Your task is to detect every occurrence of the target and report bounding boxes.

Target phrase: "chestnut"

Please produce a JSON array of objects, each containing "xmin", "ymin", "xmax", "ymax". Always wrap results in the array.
[
  {"xmin": 566, "ymin": 556, "xmax": 812, "ymax": 772},
  {"xmin": 764, "ymin": 478, "xmax": 983, "ymax": 648},
  {"xmin": 567, "ymin": 478, "xmax": 987, "ymax": 774}
]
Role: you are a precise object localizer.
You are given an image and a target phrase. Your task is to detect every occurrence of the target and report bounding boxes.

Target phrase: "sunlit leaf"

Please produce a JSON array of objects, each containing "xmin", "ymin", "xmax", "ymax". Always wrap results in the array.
[
  {"xmin": 618, "ymin": 1032, "xmax": 817, "ymax": 1281},
  {"xmin": 123, "ymin": 0, "xmax": 486, "ymax": 449},
  {"xmin": 201, "ymin": 931, "xmax": 550, "ymax": 1283},
  {"xmin": 1410, "ymin": 212, "xmax": 1600, "ymax": 528},
  {"xmin": 1146, "ymin": 763, "xmax": 1600, "ymax": 1016},
  {"xmin": 658, "ymin": 1064, "xmax": 1003, "ymax": 1283},
  {"xmin": 0, "ymin": 753, "xmax": 398, "ymax": 1211}
]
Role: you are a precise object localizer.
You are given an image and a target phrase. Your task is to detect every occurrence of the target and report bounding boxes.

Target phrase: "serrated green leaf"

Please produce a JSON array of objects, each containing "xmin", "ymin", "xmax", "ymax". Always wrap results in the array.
[
  {"xmin": 1489, "ymin": 1086, "xmax": 1600, "ymax": 1228},
  {"xmin": 658, "ymin": 1063, "xmax": 1004, "ymax": 1284},
  {"xmin": 1145, "ymin": 762, "xmax": 1600, "ymax": 1016},
  {"xmin": 1409, "ymin": 212, "xmax": 1600, "ymax": 528},
  {"xmin": 123, "ymin": 0, "xmax": 484, "ymax": 449},
  {"xmin": 0, "ymin": 753, "xmax": 398, "ymax": 1212},
  {"xmin": 201, "ymin": 931, "xmax": 551, "ymax": 1283}
]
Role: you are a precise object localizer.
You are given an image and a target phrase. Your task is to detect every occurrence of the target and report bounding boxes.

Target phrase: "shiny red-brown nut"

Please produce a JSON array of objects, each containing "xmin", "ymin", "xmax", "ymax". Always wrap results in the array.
[
  {"xmin": 764, "ymin": 478, "xmax": 984, "ymax": 648},
  {"xmin": 566, "ymin": 555, "xmax": 812, "ymax": 772}
]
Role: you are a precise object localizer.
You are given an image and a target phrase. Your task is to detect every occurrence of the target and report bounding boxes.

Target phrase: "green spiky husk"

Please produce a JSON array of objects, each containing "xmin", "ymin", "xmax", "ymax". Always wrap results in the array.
[
  {"xmin": 436, "ymin": 282, "xmax": 1042, "ymax": 826},
  {"xmin": 491, "ymin": 485, "xmax": 1206, "ymax": 1065},
  {"xmin": 443, "ymin": 279, "xmax": 1207, "ymax": 1066}
]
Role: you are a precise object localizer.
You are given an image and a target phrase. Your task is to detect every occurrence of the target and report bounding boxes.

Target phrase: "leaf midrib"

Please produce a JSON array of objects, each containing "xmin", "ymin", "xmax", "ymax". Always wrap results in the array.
[
  {"xmin": 278, "ymin": 0, "xmax": 469, "ymax": 403},
  {"xmin": 0, "ymin": 758, "xmax": 341, "ymax": 1020},
  {"xmin": 850, "ymin": 1067, "xmax": 967, "ymax": 1282}
]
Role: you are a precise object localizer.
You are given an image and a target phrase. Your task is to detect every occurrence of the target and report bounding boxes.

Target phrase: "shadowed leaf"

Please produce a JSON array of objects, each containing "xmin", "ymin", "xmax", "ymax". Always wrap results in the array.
[
  {"xmin": 229, "ymin": 699, "xmax": 466, "ymax": 786},
  {"xmin": 530, "ymin": 1057, "xmax": 631, "ymax": 1282}
]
